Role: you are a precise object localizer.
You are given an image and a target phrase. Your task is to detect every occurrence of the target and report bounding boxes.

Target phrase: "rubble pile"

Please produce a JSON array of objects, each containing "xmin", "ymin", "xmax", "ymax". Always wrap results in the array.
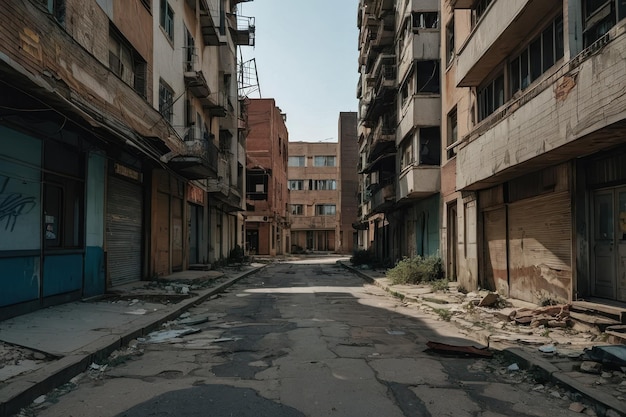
[{"xmin": 510, "ymin": 304, "xmax": 572, "ymax": 328}]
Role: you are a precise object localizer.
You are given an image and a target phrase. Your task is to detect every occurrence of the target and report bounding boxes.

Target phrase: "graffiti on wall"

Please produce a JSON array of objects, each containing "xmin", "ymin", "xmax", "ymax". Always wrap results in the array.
[{"xmin": 0, "ymin": 176, "xmax": 37, "ymax": 232}]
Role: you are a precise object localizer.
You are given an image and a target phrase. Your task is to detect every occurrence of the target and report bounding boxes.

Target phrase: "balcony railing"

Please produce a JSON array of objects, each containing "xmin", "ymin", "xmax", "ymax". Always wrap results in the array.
[
  {"xmin": 370, "ymin": 182, "xmax": 395, "ymax": 213},
  {"xmin": 168, "ymin": 137, "xmax": 219, "ymax": 180}
]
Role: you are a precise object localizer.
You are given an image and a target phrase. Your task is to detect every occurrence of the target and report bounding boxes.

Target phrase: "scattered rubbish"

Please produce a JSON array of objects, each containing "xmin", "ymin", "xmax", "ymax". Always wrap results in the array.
[
  {"xmin": 33, "ymin": 395, "xmax": 46, "ymax": 405},
  {"xmin": 539, "ymin": 344, "xmax": 556, "ymax": 354},
  {"xmin": 426, "ymin": 341, "xmax": 493, "ymax": 358},
  {"xmin": 532, "ymin": 384, "xmax": 545, "ymax": 391},
  {"xmin": 386, "ymin": 329, "xmax": 406, "ymax": 335},
  {"xmin": 568, "ymin": 402, "xmax": 586, "ymax": 413},
  {"xmin": 550, "ymin": 391, "xmax": 562, "ymax": 399},
  {"xmin": 143, "ymin": 328, "xmax": 201, "ymax": 343},
  {"xmin": 178, "ymin": 315, "xmax": 209, "ymax": 326},
  {"xmin": 89, "ymin": 362, "xmax": 108, "ymax": 372},
  {"xmin": 584, "ymin": 345, "xmax": 626, "ymax": 369},
  {"xmin": 511, "ymin": 304, "xmax": 571, "ymax": 327},
  {"xmin": 579, "ymin": 361, "xmax": 603, "ymax": 374},
  {"xmin": 211, "ymin": 337, "xmax": 238, "ymax": 343},
  {"xmin": 507, "ymin": 363, "xmax": 520, "ymax": 371},
  {"xmin": 125, "ymin": 308, "xmax": 148, "ymax": 315},
  {"xmin": 128, "ymin": 299, "xmax": 140, "ymax": 306},
  {"xmin": 181, "ymin": 286, "xmax": 190, "ymax": 295},
  {"xmin": 478, "ymin": 292, "xmax": 499, "ymax": 307},
  {"xmin": 179, "ymin": 312, "xmax": 191, "ymax": 319}
]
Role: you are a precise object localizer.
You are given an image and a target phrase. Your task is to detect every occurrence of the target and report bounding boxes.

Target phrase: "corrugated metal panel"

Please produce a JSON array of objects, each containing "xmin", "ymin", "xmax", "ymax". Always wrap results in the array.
[
  {"xmin": 107, "ymin": 176, "xmax": 142, "ymax": 287},
  {"xmin": 508, "ymin": 191, "xmax": 571, "ymax": 303},
  {"xmin": 155, "ymin": 192, "xmax": 170, "ymax": 276},
  {"xmin": 483, "ymin": 207, "xmax": 508, "ymax": 295}
]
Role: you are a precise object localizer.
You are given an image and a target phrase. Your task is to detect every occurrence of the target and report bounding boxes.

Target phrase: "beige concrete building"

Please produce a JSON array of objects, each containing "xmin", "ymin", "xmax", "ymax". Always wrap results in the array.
[
  {"xmin": 443, "ymin": 0, "xmax": 626, "ymax": 314},
  {"xmin": 356, "ymin": 0, "xmax": 442, "ymax": 265}
]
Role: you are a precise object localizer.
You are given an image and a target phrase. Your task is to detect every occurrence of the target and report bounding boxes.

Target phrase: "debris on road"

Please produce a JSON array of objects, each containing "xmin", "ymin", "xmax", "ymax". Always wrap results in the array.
[
  {"xmin": 426, "ymin": 341, "xmax": 493, "ymax": 358},
  {"xmin": 510, "ymin": 304, "xmax": 571, "ymax": 327},
  {"xmin": 140, "ymin": 328, "xmax": 201, "ymax": 343}
]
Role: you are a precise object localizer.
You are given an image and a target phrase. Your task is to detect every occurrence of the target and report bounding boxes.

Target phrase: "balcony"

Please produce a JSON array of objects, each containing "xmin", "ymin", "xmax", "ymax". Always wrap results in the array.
[
  {"xmin": 456, "ymin": 21, "xmax": 626, "ymax": 190},
  {"xmin": 456, "ymin": 0, "xmax": 561, "ymax": 87},
  {"xmin": 397, "ymin": 95, "xmax": 441, "ymax": 143},
  {"xmin": 370, "ymin": 117, "xmax": 396, "ymax": 157},
  {"xmin": 370, "ymin": 182, "xmax": 395, "ymax": 213},
  {"xmin": 196, "ymin": 0, "xmax": 221, "ymax": 45},
  {"xmin": 372, "ymin": 13, "xmax": 394, "ymax": 48},
  {"xmin": 168, "ymin": 136, "xmax": 218, "ymax": 180},
  {"xmin": 398, "ymin": 31, "xmax": 440, "ymax": 80},
  {"xmin": 397, "ymin": 164, "xmax": 440, "ymax": 201},
  {"xmin": 373, "ymin": 0, "xmax": 394, "ymax": 18},
  {"xmin": 200, "ymin": 91, "xmax": 228, "ymax": 117},
  {"xmin": 184, "ymin": 69, "xmax": 211, "ymax": 98},
  {"xmin": 230, "ymin": 15, "xmax": 255, "ymax": 46}
]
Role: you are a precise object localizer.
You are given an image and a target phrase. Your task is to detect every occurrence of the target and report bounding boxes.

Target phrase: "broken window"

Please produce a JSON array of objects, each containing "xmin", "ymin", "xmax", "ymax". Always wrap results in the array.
[
  {"xmin": 290, "ymin": 204, "xmax": 304, "ymax": 215},
  {"xmin": 416, "ymin": 60, "xmax": 440, "ymax": 94},
  {"xmin": 288, "ymin": 180, "xmax": 304, "ymax": 191},
  {"xmin": 160, "ymin": 0, "xmax": 175, "ymax": 42},
  {"xmin": 159, "ymin": 80, "xmax": 174, "ymax": 123},
  {"xmin": 412, "ymin": 12, "xmax": 438, "ymax": 30},
  {"xmin": 109, "ymin": 26, "xmax": 147, "ymax": 98}
]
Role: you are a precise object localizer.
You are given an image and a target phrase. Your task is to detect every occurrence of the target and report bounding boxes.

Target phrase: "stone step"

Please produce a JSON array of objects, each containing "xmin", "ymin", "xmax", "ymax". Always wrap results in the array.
[
  {"xmin": 571, "ymin": 301, "xmax": 626, "ymax": 323},
  {"xmin": 569, "ymin": 311, "xmax": 622, "ymax": 333}
]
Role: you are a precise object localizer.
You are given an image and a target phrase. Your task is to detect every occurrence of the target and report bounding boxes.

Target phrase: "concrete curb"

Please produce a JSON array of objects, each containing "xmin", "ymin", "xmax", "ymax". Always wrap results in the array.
[
  {"xmin": 342, "ymin": 261, "xmax": 626, "ymax": 417},
  {"xmin": 0, "ymin": 264, "xmax": 267, "ymax": 416}
]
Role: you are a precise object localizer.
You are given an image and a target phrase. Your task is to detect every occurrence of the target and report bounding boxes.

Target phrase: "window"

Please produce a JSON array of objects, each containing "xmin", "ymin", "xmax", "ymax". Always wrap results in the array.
[
  {"xmin": 401, "ymin": 139, "xmax": 414, "ymax": 169},
  {"xmin": 109, "ymin": 27, "xmax": 147, "ymax": 97},
  {"xmin": 43, "ymin": 141, "xmax": 84, "ymax": 250},
  {"xmin": 160, "ymin": 0, "xmax": 174, "ymax": 41},
  {"xmin": 316, "ymin": 204, "xmax": 336, "ymax": 216},
  {"xmin": 314, "ymin": 156, "xmax": 336, "ymax": 167},
  {"xmin": 446, "ymin": 18, "xmax": 455, "ymax": 65},
  {"xmin": 184, "ymin": 27, "xmax": 196, "ymax": 72},
  {"xmin": 583, "ymin": 0, "xmax": 617, "ymax": 46},
  {"xmin": 447, "ymin": 108, "xmax": 457, "ymax": 159},
  {"xmin": 288, "ymin": 180, "xmax": 304, "ymax": 190},
  {"xmin": 309, "ymin": 179, "xmax": 337, "ymax": 190},
  {"xmin": 509, "ymin": 16, "xmax": 564, "ymax": 95},
  {"xmin": 419, "ymin": 126, "xmax": 441, "ymax": 165},
  {"xmin": 472, "ymin": 0, "xmax": 493, "ymax": 26},
  {"xmin": 290, "ymin": 204, "xmax": 304, "ymax": 215},
  {"xmin": 478, "ymin": 72, "xmax": 504, "ymax": 121},
  {"xmin": 43, "ymin": 0, "xmax": 65, "ymax": 24},
  {"xmin": 417, "ymin": 60, "xmax": 440, "ymax": 94},
  {"xmin": 159, "ymin": 80, "xmax": 174, "ymax": 123},
  {"xmin": 288, "ymin": 156, "xmax": 305, "ymax": 167},
  {"xmin": 412, "ymin": 12, "xmax": 438, "ymax": 30}
]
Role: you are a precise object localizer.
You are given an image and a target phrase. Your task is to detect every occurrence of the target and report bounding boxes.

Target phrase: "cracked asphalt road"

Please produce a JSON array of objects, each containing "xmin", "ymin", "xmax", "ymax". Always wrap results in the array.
[{"xmin": 28, "ymin": 260, "xmax": 582, "ymax": 417}]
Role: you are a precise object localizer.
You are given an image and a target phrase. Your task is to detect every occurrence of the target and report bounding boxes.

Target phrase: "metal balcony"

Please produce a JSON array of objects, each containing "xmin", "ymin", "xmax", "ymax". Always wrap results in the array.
[
  {"xmin": 168, "ymin": 136, "xmax": 218, "ymax": 180},
  {"xmin": 184, "ymin": 69, "xmax": 210, "ymax": 98},
  {"xmin": 231, "ymin": 15, "xmax": 255, "ymax": 46},
  {"xmin": 197, "ymin": 0, "xmax": 221, "ymax": 45},
  {"xmin": 370, "ymin": 182, "xmax": 395, "ymax": 213},
  {"xmin": 200, "ymin": 91, "xmax": 229, "ymax": 117}
]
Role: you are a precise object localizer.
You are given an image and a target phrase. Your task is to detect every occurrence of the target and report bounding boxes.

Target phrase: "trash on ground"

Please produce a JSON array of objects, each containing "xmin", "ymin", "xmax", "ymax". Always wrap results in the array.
[
  {"xmin": 507, "ymin": 363, "xmax": 520, "ymax": 371},
  {"xmin": 568, "ymin": 402, "xmax": 586, "ymax": 413},
  {"xmin": 426, "ymin": 341, "xmax": 493, "ymax": 358},
  {"xmin": 539, "ymin": 344, "xmax": 557, "ymax": 354},
  {"xmin": 478, "ymin": 292, "xmax": 500, "ymax": 307},
  {"xmin": 125, "ymin": 308, "xmax": 148, "ymax": 315},
  {"xmin": 579, "ymin": 361, "xmax": 603, "ymax": 374},
  {"xmin": 386, "ymin": 329, "xmax": 406, "ymax": 335},
  {"xmin": 510, "ymin": 304, "xmax": 571, "ymax": 327},
  {"xmin": 142, "ymin": 328, "xmax": 201, "ymax": 343},
  {"xmin": 178, "ymin": 315, "xmax": 209, "ymax": 325}
]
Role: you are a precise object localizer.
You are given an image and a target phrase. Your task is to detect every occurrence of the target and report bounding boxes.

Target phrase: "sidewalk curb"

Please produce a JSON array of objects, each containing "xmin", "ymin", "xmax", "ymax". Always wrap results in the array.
[
  {"xmin": 342, "ymin": 262, "xmax": 626, "ymax": 417},
  {"xmin": 0, "ymin": 264, "xmax": 266, "ymax": 416}
]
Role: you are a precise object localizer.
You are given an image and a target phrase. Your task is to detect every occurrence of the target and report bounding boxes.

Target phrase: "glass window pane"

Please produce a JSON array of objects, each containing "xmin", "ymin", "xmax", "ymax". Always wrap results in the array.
[
  {"xmin": 542, "ymin": 25, "xmax": 554, "ymax": 72},
  {"xmin": 530, "ymin": 38, "xmax": 542, "ymax": 81},
  {"xmin": 510, "ymin": 57, "xmax": 520, "ymax": 94}
]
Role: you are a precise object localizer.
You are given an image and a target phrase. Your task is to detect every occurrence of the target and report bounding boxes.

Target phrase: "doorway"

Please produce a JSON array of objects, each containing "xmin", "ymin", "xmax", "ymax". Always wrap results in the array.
[{"xmin": 592, "ymin": 187, "xmax": 626, "ymax": 301}]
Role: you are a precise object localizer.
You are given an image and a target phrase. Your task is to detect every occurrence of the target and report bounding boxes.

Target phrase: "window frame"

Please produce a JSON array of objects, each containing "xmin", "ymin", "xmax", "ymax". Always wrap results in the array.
[
  {"xmin": 159, "ymin": 80, "xmax": 174, "ymax": 123},
  {"xmin": 315, "ymin": 204, "xmax": 336, "ymax": 216},
  {"xmin": 290, "ymin": 204, "xmax": 304, "ymax": 216},
  {"xmin": 288, "ymin": 180, "xmax": 304, "ymax": 191},
  {"xmin": 288, "ymin": 156, "xmax": 305, "ymax": 167},
  {"xmin": 109, "ymin": 26, "xmax": 147, "ymax": 98},
  {"xmin": 160, "ymin": 0, "xmax": 175, "ymax": 42},
  {"xmin": 313, "ymin": 156, "xmax": 336, "ymax": 167}
]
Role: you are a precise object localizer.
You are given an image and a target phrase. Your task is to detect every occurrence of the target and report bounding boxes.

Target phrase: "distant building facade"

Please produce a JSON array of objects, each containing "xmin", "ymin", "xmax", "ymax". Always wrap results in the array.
[
  {"xmin": 338, "ymin": 112, "xmax": 360, "ymax": 254},
  {"xmin": 355, "ymin": 0, "xmax": 442, "ymax": 264},
  {"xmin": 288, "ymin": 142, "xmax": 341, "ymax": 253},
  {"xmin": 245, "ymin": 99, "xmax": 289, "ymax": 256}
]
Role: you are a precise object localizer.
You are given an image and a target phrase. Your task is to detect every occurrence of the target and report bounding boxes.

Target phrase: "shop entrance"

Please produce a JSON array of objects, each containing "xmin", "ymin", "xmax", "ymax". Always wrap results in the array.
[{"xmin": 592, "ymin": 187, "xmax": 626, "ymax": 301}]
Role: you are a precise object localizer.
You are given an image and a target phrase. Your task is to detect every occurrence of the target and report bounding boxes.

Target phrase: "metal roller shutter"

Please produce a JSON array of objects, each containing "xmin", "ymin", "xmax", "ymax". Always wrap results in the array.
[
  {"xmin": 508, "ymin": 191, "xmax": 571, "ymax": 303},
  {"xmin": 106, "ymin": 176, "xmax": 143, "ymax": 287}
]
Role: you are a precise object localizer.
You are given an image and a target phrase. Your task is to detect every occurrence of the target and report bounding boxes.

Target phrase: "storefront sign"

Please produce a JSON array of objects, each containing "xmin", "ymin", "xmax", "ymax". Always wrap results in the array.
[{"xmin": 114, "ymin": 163, "xmax": 142, "ymax": 182}]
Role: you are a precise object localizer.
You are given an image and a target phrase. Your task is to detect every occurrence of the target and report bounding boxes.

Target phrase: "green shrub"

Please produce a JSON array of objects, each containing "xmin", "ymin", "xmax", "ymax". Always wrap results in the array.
[
  {"xmin": 431, "ymin": 278, "xmax": 449, "ymax": 292},
  {"xmin": 387, "ymin": 255, "xmax": 443, "ymax": 285},
  {"xmin": 351, "ymin": 249, "xmax": 377, "ymax": 266}
]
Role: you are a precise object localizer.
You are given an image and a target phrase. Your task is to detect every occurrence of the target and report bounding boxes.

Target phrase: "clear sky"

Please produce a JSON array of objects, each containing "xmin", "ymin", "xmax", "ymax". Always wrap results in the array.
[{"xmin": 238, "ymin": 0, "xmax": 360, "ymax": 143}]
